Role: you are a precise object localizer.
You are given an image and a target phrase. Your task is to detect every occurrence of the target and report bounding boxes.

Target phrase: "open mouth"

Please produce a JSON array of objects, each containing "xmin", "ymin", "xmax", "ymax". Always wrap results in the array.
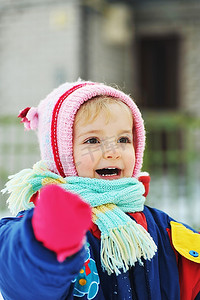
[{"xmin": 96, "ymin": 168, "xmax": 121, "ymax": 177}]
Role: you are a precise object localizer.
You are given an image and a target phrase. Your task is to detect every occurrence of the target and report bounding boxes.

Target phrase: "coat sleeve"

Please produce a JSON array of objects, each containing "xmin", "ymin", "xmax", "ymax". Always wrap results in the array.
[{"xmin": 0, "ymin": 209, "xmax": 86, "ymax": 300}]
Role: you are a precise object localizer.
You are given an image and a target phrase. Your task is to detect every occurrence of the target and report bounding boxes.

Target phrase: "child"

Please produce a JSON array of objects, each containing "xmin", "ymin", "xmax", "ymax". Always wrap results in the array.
[{"xmin": 0, "ymin": 80, "xmax": 200, "ymax": 300}]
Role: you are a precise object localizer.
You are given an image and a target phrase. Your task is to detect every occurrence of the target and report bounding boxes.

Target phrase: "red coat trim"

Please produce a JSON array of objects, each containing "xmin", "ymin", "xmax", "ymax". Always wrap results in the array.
[
  {"xmin": 30, "ymin": 191, "xmax": 39, "ymax": 206},
  {"xmin": 128, "ymin": 212, "xmax": 148, "ymax": 231},
  {"xmin": 167, "ymin": 228, "xmax": 200, "ymax": 300},
  {"xmin": 138, "ymin": 175, "xmax": 150, "ymax": 197},
  {"xmin": 89, "ymin": 212, "xmax": 148, "ymax": 240}
]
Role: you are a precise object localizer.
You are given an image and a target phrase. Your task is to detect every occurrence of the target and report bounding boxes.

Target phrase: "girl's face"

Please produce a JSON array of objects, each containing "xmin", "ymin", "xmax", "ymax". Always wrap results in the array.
[{"xmin": 73, "ymin": 102, "xmax": 135, "ymax": 179}]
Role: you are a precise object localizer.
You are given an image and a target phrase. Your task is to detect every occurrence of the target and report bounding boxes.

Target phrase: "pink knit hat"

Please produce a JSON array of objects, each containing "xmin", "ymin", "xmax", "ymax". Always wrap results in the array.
[{"xmin": 18, "ymin": 80, "xmax": 145, "ymax": 178}]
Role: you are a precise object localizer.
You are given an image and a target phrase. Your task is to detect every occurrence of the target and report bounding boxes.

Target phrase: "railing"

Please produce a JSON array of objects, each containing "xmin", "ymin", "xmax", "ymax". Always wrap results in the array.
[
  {"xmin": 0, "ymin": 116, "xmax": 40, "ymax": 211},
  {"xmin": 143, "ymin": 111, "xmax": 200, "ymax": 230},
  {"xmin": 0, "ymin": 113, "xmax": 199, "ymax": 229}
]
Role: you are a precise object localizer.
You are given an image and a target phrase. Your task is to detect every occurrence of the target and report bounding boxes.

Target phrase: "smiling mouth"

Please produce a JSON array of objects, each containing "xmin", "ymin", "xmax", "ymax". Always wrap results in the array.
[{"xmin": 96, "ymin": 168, "xmax": 121, "ymax": 177}]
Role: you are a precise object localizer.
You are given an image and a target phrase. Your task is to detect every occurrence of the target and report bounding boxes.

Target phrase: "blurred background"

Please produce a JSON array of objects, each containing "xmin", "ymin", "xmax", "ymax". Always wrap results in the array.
[{"xmin": 0, "ymin": 0, "xmax": 200, "ymax": 230}]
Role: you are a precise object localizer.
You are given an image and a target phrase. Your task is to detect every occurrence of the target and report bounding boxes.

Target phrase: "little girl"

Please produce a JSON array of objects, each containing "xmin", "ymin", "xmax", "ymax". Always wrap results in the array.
[{"xmin": 0, "ymin": 80, "xmax": 200, "ymax": 300}]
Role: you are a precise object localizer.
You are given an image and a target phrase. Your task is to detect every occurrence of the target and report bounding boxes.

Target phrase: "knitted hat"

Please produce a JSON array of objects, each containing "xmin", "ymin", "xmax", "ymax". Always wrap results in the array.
[{"xmin": 18, "ymin": 79, "xmax": 145, "ymax": 178}]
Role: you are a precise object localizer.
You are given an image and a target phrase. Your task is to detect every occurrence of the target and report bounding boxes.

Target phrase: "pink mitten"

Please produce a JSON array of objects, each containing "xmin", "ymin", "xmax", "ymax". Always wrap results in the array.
[{"xmin": 32, "ymin": 184, "xmax": 92, "ymax": 262}]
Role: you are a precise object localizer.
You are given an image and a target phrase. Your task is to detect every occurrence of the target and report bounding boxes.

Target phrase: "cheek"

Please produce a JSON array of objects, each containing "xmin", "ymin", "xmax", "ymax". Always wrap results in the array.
[
  {"xmin": 126, "ymin": 154, "xmax": 135, "ymax": 166},
  {"xmin": 76, "ymin": 157, "xmax": 93, "ymax": 174},
  {"xmin": 125, "ymin": 147, "xmax": 135, "ymax": 167},
  {"xmin": 74, "ymin": 148, "xmax": 99, "ymax": 176},
  {"xmin": 130, "ymin": 150, "xmax": 136, "ymax": 164}
]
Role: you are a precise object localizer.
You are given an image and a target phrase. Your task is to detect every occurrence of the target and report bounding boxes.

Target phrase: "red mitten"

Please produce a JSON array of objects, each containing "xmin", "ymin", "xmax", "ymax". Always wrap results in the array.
[{"xmin": 32, "ymin": 184, "xmax": 92, "ymax": 262}]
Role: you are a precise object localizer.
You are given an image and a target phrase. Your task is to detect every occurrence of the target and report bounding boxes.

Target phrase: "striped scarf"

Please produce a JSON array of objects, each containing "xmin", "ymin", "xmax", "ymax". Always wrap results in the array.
[{"xmin": 2, "ymin": 161, "xmax": 157, "ymax": 275}]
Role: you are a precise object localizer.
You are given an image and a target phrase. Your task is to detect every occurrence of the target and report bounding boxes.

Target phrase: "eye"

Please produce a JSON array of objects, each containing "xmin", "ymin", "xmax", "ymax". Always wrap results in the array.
[
  {"xmin": 84, "ymin": 137, "xmax": 100, "ymax": 144},
  {"xmin": 118, "ymin": 136, "xmax": 131, "ymax": 144}
]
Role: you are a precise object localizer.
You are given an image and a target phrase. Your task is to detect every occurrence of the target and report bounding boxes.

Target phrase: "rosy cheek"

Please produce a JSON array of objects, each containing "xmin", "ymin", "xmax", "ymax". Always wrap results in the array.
[
  {"xmin": 75, "ymin": 153, "xmax": 94, "ymax": 176},
  {"xmin": 78, "ymin": 150, "xmax": 94, "ymax": 165}
]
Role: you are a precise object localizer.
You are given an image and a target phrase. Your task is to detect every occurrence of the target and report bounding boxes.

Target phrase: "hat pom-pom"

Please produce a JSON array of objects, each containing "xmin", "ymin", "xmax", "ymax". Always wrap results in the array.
[{"xmin": 18, "ymin": 107, "xmax": 38, "ymax": 131}]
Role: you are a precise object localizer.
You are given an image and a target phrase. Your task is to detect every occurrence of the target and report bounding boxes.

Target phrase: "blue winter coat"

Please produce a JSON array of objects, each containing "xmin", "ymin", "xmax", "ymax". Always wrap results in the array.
[{"xmin": 0, "ymin": 206, "xmax": 200, "ymax": 300}]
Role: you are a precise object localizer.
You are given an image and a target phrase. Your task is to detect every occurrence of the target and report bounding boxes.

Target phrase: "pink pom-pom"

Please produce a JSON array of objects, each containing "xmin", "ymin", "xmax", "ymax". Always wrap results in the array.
[{"xmin": 18, "ymin": 107, "xmax": 38, "ymax": 130}]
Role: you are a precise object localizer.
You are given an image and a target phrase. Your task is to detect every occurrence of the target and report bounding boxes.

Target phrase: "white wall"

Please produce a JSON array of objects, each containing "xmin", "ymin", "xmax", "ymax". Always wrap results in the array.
[{"xmin": 0, "ymin": 0, "xmax": 81, "ymax": 116}]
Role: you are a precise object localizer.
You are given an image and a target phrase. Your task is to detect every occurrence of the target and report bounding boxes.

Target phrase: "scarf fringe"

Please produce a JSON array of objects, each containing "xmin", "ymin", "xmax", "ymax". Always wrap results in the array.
[
  {"xmin": 2, "ymin": 169, "xmax": 36, "ymax": 214},
  {"xmin": 1, "ymin": 161, "xmax": 66, "ymax": 215},
  {"xmin": 1, "ymin": 161, "xmax": 157, "ymax": 276},
  {"xmin": 101, "ymin": 222, "xmax": 157, "ymax": 275}
]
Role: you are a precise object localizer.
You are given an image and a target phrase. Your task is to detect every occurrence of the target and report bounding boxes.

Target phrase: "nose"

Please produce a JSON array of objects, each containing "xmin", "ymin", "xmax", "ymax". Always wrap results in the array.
[{"xmin": 103, "ymin": 147, "xmax": 121, "ymax": 160}]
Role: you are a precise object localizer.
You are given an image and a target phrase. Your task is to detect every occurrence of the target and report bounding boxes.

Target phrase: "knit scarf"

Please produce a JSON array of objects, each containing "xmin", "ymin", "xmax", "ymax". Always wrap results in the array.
[{"xmin": 2, "ymin": 161, "xmax": 157, "ymax": 275}]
